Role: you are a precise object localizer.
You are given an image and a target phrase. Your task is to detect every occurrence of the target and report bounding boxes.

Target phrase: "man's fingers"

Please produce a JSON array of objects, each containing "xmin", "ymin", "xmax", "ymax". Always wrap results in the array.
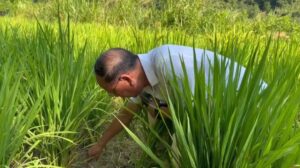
[
  {"xmin": 87, "ymin": 151, "xmax": 100, "ymax": 161},
  {"xmin": 87, "ymin": 144, "xmax": 103, "ymax": 161}
]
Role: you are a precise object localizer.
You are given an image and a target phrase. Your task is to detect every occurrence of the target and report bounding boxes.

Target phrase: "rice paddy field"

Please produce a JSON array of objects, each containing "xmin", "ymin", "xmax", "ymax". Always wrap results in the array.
[{"xmin": 1, "ymin": 0, "xmax": 300, "ymax": 167}]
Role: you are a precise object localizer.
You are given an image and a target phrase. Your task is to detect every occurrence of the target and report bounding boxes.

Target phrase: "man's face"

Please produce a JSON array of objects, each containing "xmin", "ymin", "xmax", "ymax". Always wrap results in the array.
[{"xmin": 96, "ymin": 74, "xmax": 144, "ymax": 97}]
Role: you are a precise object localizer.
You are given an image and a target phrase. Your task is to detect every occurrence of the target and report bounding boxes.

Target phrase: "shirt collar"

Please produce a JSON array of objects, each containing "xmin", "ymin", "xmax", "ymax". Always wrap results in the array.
[{"xmin": 138, "ymin": 53, "xmax": 159, "ymax": 87}]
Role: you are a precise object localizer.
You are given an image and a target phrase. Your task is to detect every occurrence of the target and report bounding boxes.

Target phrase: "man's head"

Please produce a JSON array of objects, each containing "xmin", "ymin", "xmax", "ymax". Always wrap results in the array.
[{"xmin": 94, "ymin": 48, "xmax": 148, "ymax": 97}]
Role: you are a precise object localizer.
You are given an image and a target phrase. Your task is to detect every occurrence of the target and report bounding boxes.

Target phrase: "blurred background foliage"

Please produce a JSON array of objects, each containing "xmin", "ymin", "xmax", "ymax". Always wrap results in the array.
[{"xmin": 0, "ymin": 0, "xmax": 300, "ymax": 34}]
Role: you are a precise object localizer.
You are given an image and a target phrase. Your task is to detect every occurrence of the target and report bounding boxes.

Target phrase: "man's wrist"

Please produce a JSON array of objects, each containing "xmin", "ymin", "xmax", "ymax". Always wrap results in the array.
[{"xmin": 96, "ymin": 140, "xmax": 106, "ymax": 148}]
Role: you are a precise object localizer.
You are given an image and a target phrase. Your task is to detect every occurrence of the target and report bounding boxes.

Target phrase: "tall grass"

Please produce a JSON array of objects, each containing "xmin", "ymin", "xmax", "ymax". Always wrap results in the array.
[
  {"xmin": 0, "ymin": 10, "xmax": 300, "ymax": 167},
  {"xmin": 0, "ymin": 15, "xmax": 111, "ymax": 167},
  {"xmin": 22, "ymin": 18, "xmax": 113, "ymax": 166},
  {"xmin": 126, "ymin": 38, "xmax": 300, "ymax": 167},
  {"xmin": 2, "ymin": 0, "xmax": 300, "ymax": 35},
  {"xmin": 0, "ymin": 58, "xmax": 45, "ymax": 167}
]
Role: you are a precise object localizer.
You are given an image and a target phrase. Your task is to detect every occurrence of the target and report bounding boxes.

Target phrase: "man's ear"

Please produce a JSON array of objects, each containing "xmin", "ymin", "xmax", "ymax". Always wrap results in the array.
[{"xmin": 119, "ymin": 74, "xmax": 135, "ymax": 86}]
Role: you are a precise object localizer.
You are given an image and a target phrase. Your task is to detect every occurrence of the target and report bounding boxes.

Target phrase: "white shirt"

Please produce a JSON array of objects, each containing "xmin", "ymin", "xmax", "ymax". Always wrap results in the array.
[{"xmin": 130, "ymin": 44, "xmax": 266, "ymax": 104}]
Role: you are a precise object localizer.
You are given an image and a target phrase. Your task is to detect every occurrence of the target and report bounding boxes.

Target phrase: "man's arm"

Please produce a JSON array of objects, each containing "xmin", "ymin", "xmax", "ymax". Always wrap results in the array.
[{"xmin": 88, "ymin": 101, "xmax": 140, "ymax": 159}]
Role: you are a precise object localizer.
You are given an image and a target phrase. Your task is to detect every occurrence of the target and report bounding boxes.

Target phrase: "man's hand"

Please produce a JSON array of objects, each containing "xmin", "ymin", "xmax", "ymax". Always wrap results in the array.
[
  {"xmin": 88, "ymin": 143, "xmax": 104, "ymax": 160},
  {"xmin": 87, "ymin": 102, "xmax": 138, "ymax": 161}
]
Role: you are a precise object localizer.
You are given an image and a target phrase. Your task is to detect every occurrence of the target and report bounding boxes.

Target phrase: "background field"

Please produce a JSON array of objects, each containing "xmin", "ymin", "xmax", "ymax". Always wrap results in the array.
[{"xmin": 0, "ymin": 0, "xmax": 300, "ymax": 167}]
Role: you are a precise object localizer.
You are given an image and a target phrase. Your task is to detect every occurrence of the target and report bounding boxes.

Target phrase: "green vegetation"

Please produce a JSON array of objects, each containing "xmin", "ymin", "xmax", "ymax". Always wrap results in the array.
[
  {"xmin": 0, "ymin": 0, "xmax": 300, "ymax": 32},
  {"xmin": 0, "ymin": 16, "xmax": 113, "ymax": 166},
  {"xmin": 134, "ymin": 38, "xmax": 300, "ymax": 167},
  {"xmin": 0, "ymin": 0, "xmax": 300, "ymax": 167}
]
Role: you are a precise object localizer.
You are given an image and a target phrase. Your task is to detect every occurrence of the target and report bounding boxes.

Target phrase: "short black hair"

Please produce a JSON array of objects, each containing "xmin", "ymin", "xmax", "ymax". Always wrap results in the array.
[{"xmin": 94, "ymin": 48, "xmax": 138, "ymax": 83}]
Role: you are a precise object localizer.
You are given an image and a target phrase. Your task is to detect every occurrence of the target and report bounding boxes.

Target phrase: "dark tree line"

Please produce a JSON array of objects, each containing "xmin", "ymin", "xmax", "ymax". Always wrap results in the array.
[
  {"xmin": 229, "ymin": 0, "xmax": 297, "ymax": 11},
  {"xmin": 224, "ymin": 0, "xmax": 296, "ymax": 11}
]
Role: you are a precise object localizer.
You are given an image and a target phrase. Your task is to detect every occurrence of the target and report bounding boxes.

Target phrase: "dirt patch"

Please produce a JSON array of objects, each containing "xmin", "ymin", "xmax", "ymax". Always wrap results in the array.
[
  {"xmin": 91, "ymin": 135, "xmax": 141, "ymax": 168},
  {"xmin": 72, "ymin": 119, "xmax": 147, "ymax": 168}
]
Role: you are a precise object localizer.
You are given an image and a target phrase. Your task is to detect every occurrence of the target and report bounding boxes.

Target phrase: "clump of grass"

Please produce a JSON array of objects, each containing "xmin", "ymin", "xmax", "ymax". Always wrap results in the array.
[
  {"xmin": 121, "ymin": 37, "xmax": 300, "ymax": 167},
  {"xmin": 165, "ymin": 38, "xmax": 300, "ymax": 167},
  {"xmin": 0, "ymin": 11, "xmax": 112, "ymax": 167},
  {"xmin": 0, "ymin": 59, "xmax": 44, "ymax": 167},
  {"xmin": 21, "ymin": 16, "xmax": 112, "ymax": 166}
]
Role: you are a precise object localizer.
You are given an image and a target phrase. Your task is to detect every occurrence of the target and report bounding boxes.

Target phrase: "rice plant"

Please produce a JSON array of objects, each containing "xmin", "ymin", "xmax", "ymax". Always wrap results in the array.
[
  {"xmin": 0, "ymin": 58, "xmax": 44, "ymax": 167},
  {"xmin": 0, "ymin": 2, "xmax": 300, "ymax": 165},
  {"xmin": 0, "ymin": 14, "xmax": 112, "ymax": 168},
  {"xmin": 125, "ymin": 37, "xmax": 300, "ymax": 167}
]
